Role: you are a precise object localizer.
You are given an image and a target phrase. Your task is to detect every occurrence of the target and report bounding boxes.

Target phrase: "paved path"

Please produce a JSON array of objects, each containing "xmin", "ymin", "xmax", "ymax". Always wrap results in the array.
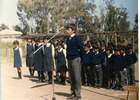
[{"xmin": 1, "ymin": 58, "xmax": 139, "ymax": 100}]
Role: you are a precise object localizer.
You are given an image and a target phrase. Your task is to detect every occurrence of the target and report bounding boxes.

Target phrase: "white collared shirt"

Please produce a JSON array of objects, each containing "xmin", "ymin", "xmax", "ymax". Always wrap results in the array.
[
  {"xmin": 108, "ymin": 53, "xmax": 112, "ymax": 58},
  {"xmin": 102, "ymin": 49, "xmax": 106, "ymax": 52},
  {"xmin": 69, "ymin": 33, "xmax": 75, "ymax": 40},
  {"xmin": 95, "ymin": 51, "xmax": 99, "ymax": 55},
  {"xmin": 123, "ymin": 53, "xmax": 126, "ymax": 56},
  {"xmin": 58, "ymin": 48, "xmax": 63, "ymax": 52},
  {"xmin": 86, "ymin": 50, "xmax": 90, "ymax": 54},
  {"xmin": 129, "ymin": 52, "xmax": 132, "ymax": 55}
]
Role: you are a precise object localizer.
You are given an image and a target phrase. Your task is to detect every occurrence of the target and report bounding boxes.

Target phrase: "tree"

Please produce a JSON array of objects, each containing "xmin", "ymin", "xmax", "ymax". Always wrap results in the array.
[
  {"xmin": 0, "ymin": 24, "xmax": 9, "ymax": 31},
  {"xmin": 104, "ymin": 1, "xmax": 130, "ymax": 31},
  {"xmin": 116, "ymin": 7, "xmax": 130, "ymax": 31},
  {"xmin": 133, "ymin": 13, "xmax": 138, "ymax": 31}
]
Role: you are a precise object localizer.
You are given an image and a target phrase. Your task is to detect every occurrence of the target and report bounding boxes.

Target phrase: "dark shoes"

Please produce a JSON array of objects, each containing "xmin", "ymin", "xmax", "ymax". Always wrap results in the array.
[
  {"xmin": 120, "ymin": 88, "xmax": 125, "ymax": 91},
  {"xmin": 49, "ymin": 80, "xmax": 52, "ymax": 84},
  {"xmin": 67, "ymin": 95, "xmax": 81, "ymax": 100}
]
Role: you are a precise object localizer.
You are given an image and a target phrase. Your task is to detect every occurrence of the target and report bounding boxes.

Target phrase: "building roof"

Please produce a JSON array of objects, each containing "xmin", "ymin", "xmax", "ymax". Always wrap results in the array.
[{"xmin": 0, "ymin": 29, "xmax": 22, "ymax": 36}]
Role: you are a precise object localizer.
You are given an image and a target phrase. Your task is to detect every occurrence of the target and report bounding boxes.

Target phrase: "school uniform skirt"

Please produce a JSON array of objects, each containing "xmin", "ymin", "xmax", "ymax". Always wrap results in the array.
[
  {"xmin": 26, "ymin": 44, "xmax": 34, "ymax": 67},
  {"xmin": 13, "ymin": 48, "xmax": 22, "ymax": 68},
  {"xmin": 56, "ymin": 51, "xmax": 67, "ymax": 72}
]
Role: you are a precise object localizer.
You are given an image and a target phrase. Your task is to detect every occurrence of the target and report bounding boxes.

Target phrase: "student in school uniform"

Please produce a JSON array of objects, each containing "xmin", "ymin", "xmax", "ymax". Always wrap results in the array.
[
  {"xmin": 105, "ymin": 46, "xmax": 115, "ymax": 89},
  {"xmin": 87, "ymin": 40, "xmax": 93, "ymax": 52},
  {"xmin": 99, "ymin": 40, "xmax": 106, "ymax": 53},
  {"xmin": 25, "ymin": 37, "xmax": 35, "ymax": 77},
  {"xmin": 120, "ymin": 45, "xmax": 127, "ymax": 85},
  {"xmin": 112, "ymin": 46, "xmax": 126, "ymax": 91},
  {"xmin": 13, "ymin": 40, "xmax": 22, "ymax": 79},
  {"xmin": 100, "ymin": 40, "xmax": 107, "ymax": 88},
  {"xmin": 55, "ymin": 41, "xmax": 68, "ymax": 85},
  {"xmin": 39, "ymin": 37, "xmax": 44, "ymax": 45},
  {"xmin": 43, "ymin": 37, "xmax": 55, "ymax": 84},
  {"xmin": 34, "ymin": 37, "xmax": 44, "ymax": 82},
  {"xmin": 126, "ymin": 44, "xmax": 137, "ymax": 86},
  {"xmin": 66, "ymin": 23, "xmax": 84, "ymax": 100},
  {"xmin": 90, "ymin": 44, "xmax": 103, "ymax": 89},
  {"xmin": 81, "ymin": 43, "xmax": 92, "ymax": 86},
  {"xmin": 108, "ymin": 42, "xmax": 115, "ymax": 53}
]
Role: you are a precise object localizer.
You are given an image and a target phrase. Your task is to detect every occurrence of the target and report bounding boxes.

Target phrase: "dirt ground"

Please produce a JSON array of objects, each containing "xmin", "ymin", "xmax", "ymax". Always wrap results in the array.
[{"xmin": 1, "ymin": 58, "xmax": 139, "ymax": 100}]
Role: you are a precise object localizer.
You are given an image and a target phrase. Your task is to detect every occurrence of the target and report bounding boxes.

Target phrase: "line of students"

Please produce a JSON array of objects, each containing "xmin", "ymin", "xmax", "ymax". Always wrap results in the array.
[
  {"xmin": 13, "ymin": 37, "xmax": 68, "ymax": 85},
  {"xmin": 13, "ymin": 36, "xmax": 137, "ymax": 90},
  {"xmin": 81, "ymin": 40, "xmax": 137, "ymax": 91}
]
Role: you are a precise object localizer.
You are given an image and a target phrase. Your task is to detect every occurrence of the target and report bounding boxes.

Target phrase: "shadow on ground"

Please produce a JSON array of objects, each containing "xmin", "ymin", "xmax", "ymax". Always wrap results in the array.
[
  {"xmin": 55, "ymin": 92, "xmax": 71, "ymax": 97},
  {"xmin": 31, "ymin": 83, "xmax": 50, "ymax": 88},
  {"xmin": 81, "ymin": 88, "xmax": 125, "ymax": 100}
]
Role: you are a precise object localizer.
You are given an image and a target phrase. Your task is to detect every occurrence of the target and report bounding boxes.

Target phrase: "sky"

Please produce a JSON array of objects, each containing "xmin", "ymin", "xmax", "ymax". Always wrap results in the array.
[{"xmin": 0, "ymin": 0, "xmax": 138, "ymax": 30}]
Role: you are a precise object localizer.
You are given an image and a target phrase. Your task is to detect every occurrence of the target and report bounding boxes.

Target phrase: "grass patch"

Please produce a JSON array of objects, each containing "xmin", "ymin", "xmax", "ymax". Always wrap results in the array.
[{"xmin": 1, "ymin": 42, "xmax": 26, "ymax": 62}]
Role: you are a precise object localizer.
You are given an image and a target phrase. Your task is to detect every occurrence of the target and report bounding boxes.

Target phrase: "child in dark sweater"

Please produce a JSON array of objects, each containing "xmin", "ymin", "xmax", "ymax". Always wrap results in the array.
[
  {"xmin": 82, "ymin": 44, "xmax": 92, "ymax": 86},
  {"xmin": 120, "ymin": 45, "xmax": 127, "ymax": 85},
  {"xmin": 112, "ymin": 47, "xmax": 125, "ymax": 91},
  {"xmin": 66, "ymin": 23, "xmax": 84, "ymax": 100},
  {"xmin": 126, "ymin": 44, "xmax": 137, "ymax": 86},
  {"xmin": 105, "ymin": 46, "xmax": 115, "ymax": 89},
  {"xmin": 100, "ymin": 40, "xmax": 107, "ymax": 87},
  {"xmin": 90, "ymin": 44, "xmax": 102, "ymax": 88}
]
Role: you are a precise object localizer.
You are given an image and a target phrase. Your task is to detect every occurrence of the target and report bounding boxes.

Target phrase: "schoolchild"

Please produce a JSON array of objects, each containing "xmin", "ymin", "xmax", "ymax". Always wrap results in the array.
[
  {"xmin": 13, "ymin": 40, "xmax": 22, "ymax": 79},
  {"xmin": 34, "ymin": 37, "xmax": 44, "ymax": 82},
  {"xmin": 55, "ymin": 41, "xmax": 68, "ymax": 85},
  {"xmin": 105, "ymin": 46, "xmax": 115, "ymax": 89},
  {"xmin": 39, "ymin": 37, "xmax": 44, "ymax": 45},
  {"xmin": 120, "ymin": 45, "xmax": 127, "ymax": 85},
  {"xmin": 66, "ymin": 23, "xmax": 84, "ymax": 100},
  {"xmin": 43, "ymin": 37, "xmax": 55, "ymax": 84},
  {"xmin": 100, "ymin": 40, "xmax": 107, "ymax": 87},
  {"xmin": 25, "ymin": 37, "xmax": 34, "ymax": 77},
  {"xmin": 90, "ymin": 44, "xmax": 103, "ymax": 88},
  {"xmin": 126, "ymin": 44, "xmax": 137, "ymax": 86},
  {"xmin": 87, "ymin": 40, "xmax": 93, "ymax": 52},
  {"xmin": 112, "ymin": 46, "xmax": 125, "ymax": 91},
  {"xmin": 82, "ymin": 43, "xmax": 92, "ymax": 86}
]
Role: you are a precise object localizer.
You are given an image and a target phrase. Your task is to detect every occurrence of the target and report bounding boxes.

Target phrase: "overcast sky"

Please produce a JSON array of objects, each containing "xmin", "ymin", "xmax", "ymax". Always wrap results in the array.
[{"xmin": 0, "ymin": 0, "xmax": 138, "ymax": 30}]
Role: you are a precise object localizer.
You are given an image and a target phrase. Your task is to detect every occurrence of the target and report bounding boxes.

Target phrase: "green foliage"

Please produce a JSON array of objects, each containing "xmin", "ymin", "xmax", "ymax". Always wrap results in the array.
[
  {"xmin": 1, "ymin": 42, "xmax": 26, "ymax": 61},
  {"xmin": 133, "ymin": 13, "xmax": 138, "ymax": 31},
  {"xmin": 15, "ymin": 0, "xmax": 131, "ymax": 35},
  {"xmin": 0, "ymin": 23, "xmax": 9, "ymax": 31},
  {"xmin": 134, "ymin": 45, "xmax": 138, "ymax": 54}
]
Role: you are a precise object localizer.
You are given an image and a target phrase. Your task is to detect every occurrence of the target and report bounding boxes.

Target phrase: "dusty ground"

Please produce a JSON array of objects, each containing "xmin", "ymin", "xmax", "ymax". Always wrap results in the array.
[{"xmin": 1, "ymin": 58, "xmax": 139, "ymax": 100}]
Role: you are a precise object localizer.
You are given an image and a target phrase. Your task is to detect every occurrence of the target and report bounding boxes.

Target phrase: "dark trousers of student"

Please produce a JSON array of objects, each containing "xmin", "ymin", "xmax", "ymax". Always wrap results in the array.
[
  {"xmin": 127, "ymin": 64, "xmax": 135, "ymax": 86},
  {"xmin": 83, "ymin": 66, "xmax": 91, "ymax": 85},
  {"xmin": 123, "ymin": 70, "xmax": 127, "ymax": 85},
  {"xmin": 81, "ymin": 65, "xmax": 85, "ymax": 85},
  {"xmin": 68, "ymin": 57, "xmax": 81, "ymax": 97},
  {"xmin": 102, "ymin": 65, "xmax": 108, "ymax": 87},
  {"xmin": 93, "ymin": 64, "xmax": 102, "ymax": 87},
  {"xmin": 90, "ymin": 66, "xmax": 94, "ymax": 86},
  {"xmin": 115, "ymin": 71, "xmax": 125, "ymax": 88}
]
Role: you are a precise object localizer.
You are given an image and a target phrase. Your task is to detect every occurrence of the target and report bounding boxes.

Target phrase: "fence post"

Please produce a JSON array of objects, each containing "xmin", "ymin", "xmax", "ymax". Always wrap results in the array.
[
  {"xmin": 115, "ymin": 32, "xmax": 117, "ymax": 45},
  {"xmin": 132, "ymin": 33, "xmax": 134, "ymax": 52}
]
